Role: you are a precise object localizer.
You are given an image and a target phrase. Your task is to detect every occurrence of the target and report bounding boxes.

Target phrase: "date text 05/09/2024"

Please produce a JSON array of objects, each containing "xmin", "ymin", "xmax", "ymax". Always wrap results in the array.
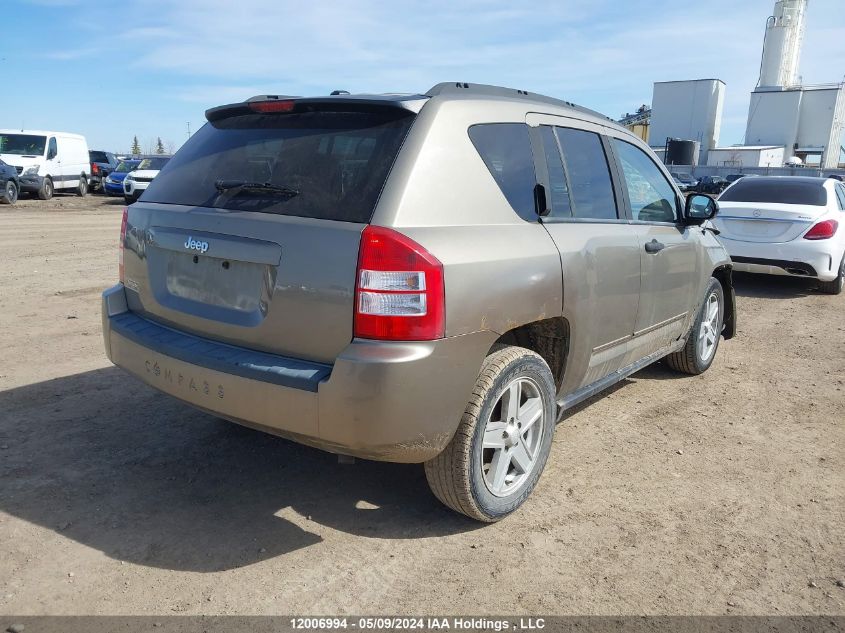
[{"xmin": 289, "ymin": 617, "xmax": 546, "ymax": 631}]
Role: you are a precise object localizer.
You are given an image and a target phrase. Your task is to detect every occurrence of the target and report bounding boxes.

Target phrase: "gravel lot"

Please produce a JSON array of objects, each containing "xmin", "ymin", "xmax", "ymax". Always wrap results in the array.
[{"xmin": 0, "ymin": 194, "xmax": 843, "ymax": 616}]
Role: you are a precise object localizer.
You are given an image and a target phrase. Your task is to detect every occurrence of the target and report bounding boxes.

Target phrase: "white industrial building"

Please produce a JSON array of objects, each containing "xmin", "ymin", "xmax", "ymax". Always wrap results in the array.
[
  {"xmin": 706, "ymin": 145, "xmax": 785, "ymax": 168},
  {"xmin": 649, "ymin": 79, "xmax": 725, "ymax": 165},
  {"xmin": 647, "ymin": 0, "xmax": 844, "ymax": 171},
  {"xmin": 745, "ymin": 84, "xmax": 845, "ymax": 169},
  {"xmin": 744, "ymin": 0, "xmax": 845, "ymax": 169}
]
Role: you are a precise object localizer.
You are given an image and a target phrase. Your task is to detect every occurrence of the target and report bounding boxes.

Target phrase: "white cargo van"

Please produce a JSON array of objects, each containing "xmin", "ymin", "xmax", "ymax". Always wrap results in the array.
[{"xmin": 0, "ymin": 130, "xmax": 90, "ymax": 199}]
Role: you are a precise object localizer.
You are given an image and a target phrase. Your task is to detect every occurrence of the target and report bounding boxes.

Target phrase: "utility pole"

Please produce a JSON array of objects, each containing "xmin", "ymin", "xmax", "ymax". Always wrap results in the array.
[{"xmin": 186, "ymin": 122, "xmax": 191, "ymax": 140}]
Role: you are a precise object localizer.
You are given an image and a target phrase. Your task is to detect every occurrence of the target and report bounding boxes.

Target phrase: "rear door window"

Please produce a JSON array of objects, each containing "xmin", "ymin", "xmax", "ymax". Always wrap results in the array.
[
  {"xmin": 718, "ymin": 179, "xmax": 828, "ymax": 206},
  {"xmin": 538, "ymin": 126, "xmax": 572, "ymax": 217},
  {"xmin": 142, "ymin": 109, "xmax": 415, "ymax": 223},
  {"xmin": 468, "ymin": 123, "xmax": 537, "ymax": 220},
  {"xmin": 612, "ymin": 139, "xmax": 678, "ymax": 223},
  {"xmin": 555, "ymin": 127, "xmax": 618, "ymax": 220}
]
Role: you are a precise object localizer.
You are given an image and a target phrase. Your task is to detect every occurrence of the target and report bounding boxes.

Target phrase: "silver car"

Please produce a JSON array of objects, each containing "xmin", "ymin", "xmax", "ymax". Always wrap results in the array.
[{"xmin": 102, "ymin": 83, "xmax": 735, "ymax": 521}]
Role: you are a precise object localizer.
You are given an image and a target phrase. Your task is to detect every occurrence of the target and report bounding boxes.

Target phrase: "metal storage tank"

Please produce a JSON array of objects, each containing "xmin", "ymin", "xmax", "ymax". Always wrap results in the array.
[{"xmin": 665, "ymin": 139, "xmax": 700, "ymax": 166}]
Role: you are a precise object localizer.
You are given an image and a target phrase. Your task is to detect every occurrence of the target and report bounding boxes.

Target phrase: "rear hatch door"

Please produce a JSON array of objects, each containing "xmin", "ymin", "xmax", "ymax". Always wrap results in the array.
[
  {"xmin": 122, "ymin": 100, "xmax": 419, "ymax": 364},
  {"xmin": 714, "ymin": 202, "xmax": 826, "ymax": 243},
  {"xmin": 716, "ymin": 177, "xmax": 830, "ymax": 243}
]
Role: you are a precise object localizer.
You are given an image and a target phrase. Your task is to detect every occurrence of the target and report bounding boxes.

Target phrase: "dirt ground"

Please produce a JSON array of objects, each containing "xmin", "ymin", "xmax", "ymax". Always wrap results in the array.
[{"xmin": 0, "ymin": 194, "xmax": 842, "ymax": 616}]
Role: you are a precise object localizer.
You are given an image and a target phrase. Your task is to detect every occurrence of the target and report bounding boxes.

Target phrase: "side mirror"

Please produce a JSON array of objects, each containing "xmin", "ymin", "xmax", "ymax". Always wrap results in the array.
[
  {"xmin": 684, "ymin": 194, "xmax": 718, "ymax": 225},
  {"xmin": 534, "ymin": 183, "xmax": 549, "ymax": 217}
]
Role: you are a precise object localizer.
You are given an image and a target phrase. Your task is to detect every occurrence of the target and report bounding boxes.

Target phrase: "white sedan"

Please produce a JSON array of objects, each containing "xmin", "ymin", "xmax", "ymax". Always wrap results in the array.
[
  {"xmin": 714, "ymin": 176, "xmax": 845, "ymax": 294},
  {"xmin": 123, "ymin": 156, "xmax": 171, "ymax": 204}
]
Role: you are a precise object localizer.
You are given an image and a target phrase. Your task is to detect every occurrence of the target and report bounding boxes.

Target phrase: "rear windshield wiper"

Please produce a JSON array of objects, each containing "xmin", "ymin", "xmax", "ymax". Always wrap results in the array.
[{"xmin": 214, "ymin": 180, "xmax": 299, "ymax": 198}]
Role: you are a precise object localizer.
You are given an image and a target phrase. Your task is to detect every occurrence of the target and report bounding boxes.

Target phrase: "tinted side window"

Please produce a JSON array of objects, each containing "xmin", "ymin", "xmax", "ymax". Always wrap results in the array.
[
  {"xmin": 835, "ymin": 184, "xmax": 845, "ymax": 210},
  {"xmin": 612, "ymin": 139, "xmax": 678, "ymax": 223},
  {"xmin": 538, "ymin": 126, "xmax": 572, "ymax": 217},
  {"xmin": 555, "ymin": 127, "xmax": 618, "ymax": 220},
  {"xmin": 468, "ymin": 123, "xmax": 536, "ymax": 219},
  {"xmin": 47, "ymin": 137, "xmax": 57, "ymax": 159}
]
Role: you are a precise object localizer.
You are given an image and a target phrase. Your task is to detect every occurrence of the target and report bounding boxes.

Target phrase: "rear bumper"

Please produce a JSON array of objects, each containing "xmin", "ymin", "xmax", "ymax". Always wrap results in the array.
[
  {"xmin": 721, "ymin": 236, "xmax": 842, "ymax": 281},
  {"xmin": 102, "ymin": 284, "xmax": 493, "ymax": 463}
]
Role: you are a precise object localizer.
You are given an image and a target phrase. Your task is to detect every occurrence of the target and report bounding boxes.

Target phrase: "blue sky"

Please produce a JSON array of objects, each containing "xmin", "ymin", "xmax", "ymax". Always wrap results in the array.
[{"xmin": 2, "ymin": 0, "xmax": 843, "ymax": 153}]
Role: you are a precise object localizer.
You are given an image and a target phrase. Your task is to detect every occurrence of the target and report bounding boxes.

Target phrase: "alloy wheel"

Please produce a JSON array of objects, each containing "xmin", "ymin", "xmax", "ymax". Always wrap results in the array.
[
  {"xmin": 481, "ymin": 377, "xmax": 546, "ymax": 497},
  {"xmin": 698, "ymin": 292, "xmax": 720, "ymax": 362}
]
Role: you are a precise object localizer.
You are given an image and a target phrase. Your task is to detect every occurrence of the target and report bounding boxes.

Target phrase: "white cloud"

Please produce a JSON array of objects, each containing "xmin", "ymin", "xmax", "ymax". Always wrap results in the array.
[{"xmin": 33, "ymin": 0, "xmax": 845, "ymax": 144}]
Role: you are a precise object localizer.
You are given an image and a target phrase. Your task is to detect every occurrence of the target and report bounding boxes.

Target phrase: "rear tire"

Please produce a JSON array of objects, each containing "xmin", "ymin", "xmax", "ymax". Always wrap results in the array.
[
  {"xmin": 77, "ymin": 176, "xmax": 88, "ymax": 197},
  {"xmin": 817, "ymin": 254, "xmax": 844, "ymax": 295},
  {"xmin": 666, "ymin": 277, "xmax": 724, "ymax": 375},
  {"xmin": 0, "ymin": 180, "xmax": 18, "ymax": 205},
  {"xmin": 424, "ymin": 346, "xmax": 556, "ymax": 522},
  {"xmin": 38, "ymin": 177, "xmax": 53, "ymax": 200}
]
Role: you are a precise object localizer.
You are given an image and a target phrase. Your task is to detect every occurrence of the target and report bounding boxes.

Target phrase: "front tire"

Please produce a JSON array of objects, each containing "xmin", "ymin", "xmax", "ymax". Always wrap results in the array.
[
  {"xmin": 817, "ymin": 254, "xmax": 844, "ymax": 295},
  {"xmin": 0, "ymin": 180, "xmax": 18, "ymax": 205},
  {"xmin": 666, "ymin": 277, "xmax": 724, "ymax": 375},
  {"xmin": 38, "ymin": 177, "xmax": 54, "ymax": 200},
  {"xmin": 424, "ymin": 346, "xmax": 556, "ymax": 522}
]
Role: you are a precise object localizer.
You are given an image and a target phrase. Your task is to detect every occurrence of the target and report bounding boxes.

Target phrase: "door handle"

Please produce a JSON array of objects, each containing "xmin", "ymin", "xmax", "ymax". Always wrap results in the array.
[{"xmin": 644, "ymin": 239, "xmax": 665, "ymax": 254}]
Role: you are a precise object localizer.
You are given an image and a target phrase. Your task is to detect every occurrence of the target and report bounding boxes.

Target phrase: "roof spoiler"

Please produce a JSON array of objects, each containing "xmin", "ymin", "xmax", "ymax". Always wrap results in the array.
[{"xmin": 205, "ymin": 93, "xmax": 427, "ymax": 122}]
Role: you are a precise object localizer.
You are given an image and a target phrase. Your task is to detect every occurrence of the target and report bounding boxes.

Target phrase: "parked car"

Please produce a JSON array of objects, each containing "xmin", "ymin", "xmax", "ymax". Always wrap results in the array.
[
  {"xmin": 695, "ymin": 176, "xmax": 730, "ymax": 195},
  {"xmin": 670, "ymin": 171, "xmax": 697, "ymax": 191},
  {"xmin": 0, "ymin": 130, "xmax": 90, "ymax": 199},
  {"xmin": 123, "ymin": 156, "xmax": 171, "ymax": 203},
  {"xmin": 89, "ymin": 150, "xmax": 118, "ymax": 193},
  {"xmin": 103, "ymin": 159, "xmax": 140, "ymax": 197},
  {"xmin": 716, "ymin": 176, "xmax": 845, "ymax": 294},
  {"xmin": 0, "ymin": 158, "xmax": 20, "ymax": 204},
  {"xmin": 102, "ymin": 83, "xmax": 735, "ymax": 521}
]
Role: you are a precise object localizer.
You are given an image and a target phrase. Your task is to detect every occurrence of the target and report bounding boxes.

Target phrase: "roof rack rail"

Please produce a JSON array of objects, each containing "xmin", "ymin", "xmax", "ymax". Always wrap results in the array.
[{"xmin": 425, "ymin": 82, "xmax": 617, "ymax": 124}]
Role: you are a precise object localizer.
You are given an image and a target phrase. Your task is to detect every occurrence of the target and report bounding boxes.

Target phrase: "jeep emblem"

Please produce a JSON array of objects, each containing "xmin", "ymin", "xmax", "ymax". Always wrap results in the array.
[{"xmin": 184, "ymin": 236, "xmax": 209, "ymax": 253}]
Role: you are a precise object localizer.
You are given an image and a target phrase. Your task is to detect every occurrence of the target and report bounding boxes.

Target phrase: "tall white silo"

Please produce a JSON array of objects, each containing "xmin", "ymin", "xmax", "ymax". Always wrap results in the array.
[{"xmin": 758, "ymin": 0, "xmax": 809, "ymax": 89}]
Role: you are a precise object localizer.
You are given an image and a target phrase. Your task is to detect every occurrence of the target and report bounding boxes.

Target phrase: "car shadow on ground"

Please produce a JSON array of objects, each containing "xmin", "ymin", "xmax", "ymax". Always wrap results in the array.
[
  {"xmin": 0, "ymin": 367, "xmax": 479, "ymax": 573},
  {"xmin": 732, "ymin": 271, "xmax": 818, "ymax": 299},
  {"xmin": 100, "ymin": 197, "xmax": 126, "ymax": 205}
]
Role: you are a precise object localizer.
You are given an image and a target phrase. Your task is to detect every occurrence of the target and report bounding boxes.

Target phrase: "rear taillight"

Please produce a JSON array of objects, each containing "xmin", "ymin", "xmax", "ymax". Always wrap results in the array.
[
  {"xmin": 354, "ymin": 226, "xmax": 445, "ymax": 341},
  {"xmin": 118, "ymin": 207, "xmax": 128, "ymax": 282},
  {"xmin": 92, "ymin": 164, "xmax": 99, "ymax": 175},
  {"xmin": 804, "ymin": 219, "xmax": 838, "ymax": 240}
]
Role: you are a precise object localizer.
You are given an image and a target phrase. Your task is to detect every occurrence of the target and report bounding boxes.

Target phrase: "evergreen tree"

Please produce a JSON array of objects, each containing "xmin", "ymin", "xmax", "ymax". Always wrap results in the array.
[
  {"xmin": 155, "ymin": 137, "xmax": 165, "ymax": 154},
  {"xmin": 131, "ymin": 136, "xmax": 141, "ymax": 155}
]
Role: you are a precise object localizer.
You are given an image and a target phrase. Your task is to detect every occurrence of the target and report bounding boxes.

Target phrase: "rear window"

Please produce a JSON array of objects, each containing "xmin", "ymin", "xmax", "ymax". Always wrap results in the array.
[
  {"xmin": 142, "ymin": 109, "xmax": 415, "ymax": 223},
  {"xmin": 720, "ymin": 179, "xmax": 827, "ymax": 206},
  {"xmin": 89, "ymin": 151, "xmax": 110, "ymax": 163}
]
